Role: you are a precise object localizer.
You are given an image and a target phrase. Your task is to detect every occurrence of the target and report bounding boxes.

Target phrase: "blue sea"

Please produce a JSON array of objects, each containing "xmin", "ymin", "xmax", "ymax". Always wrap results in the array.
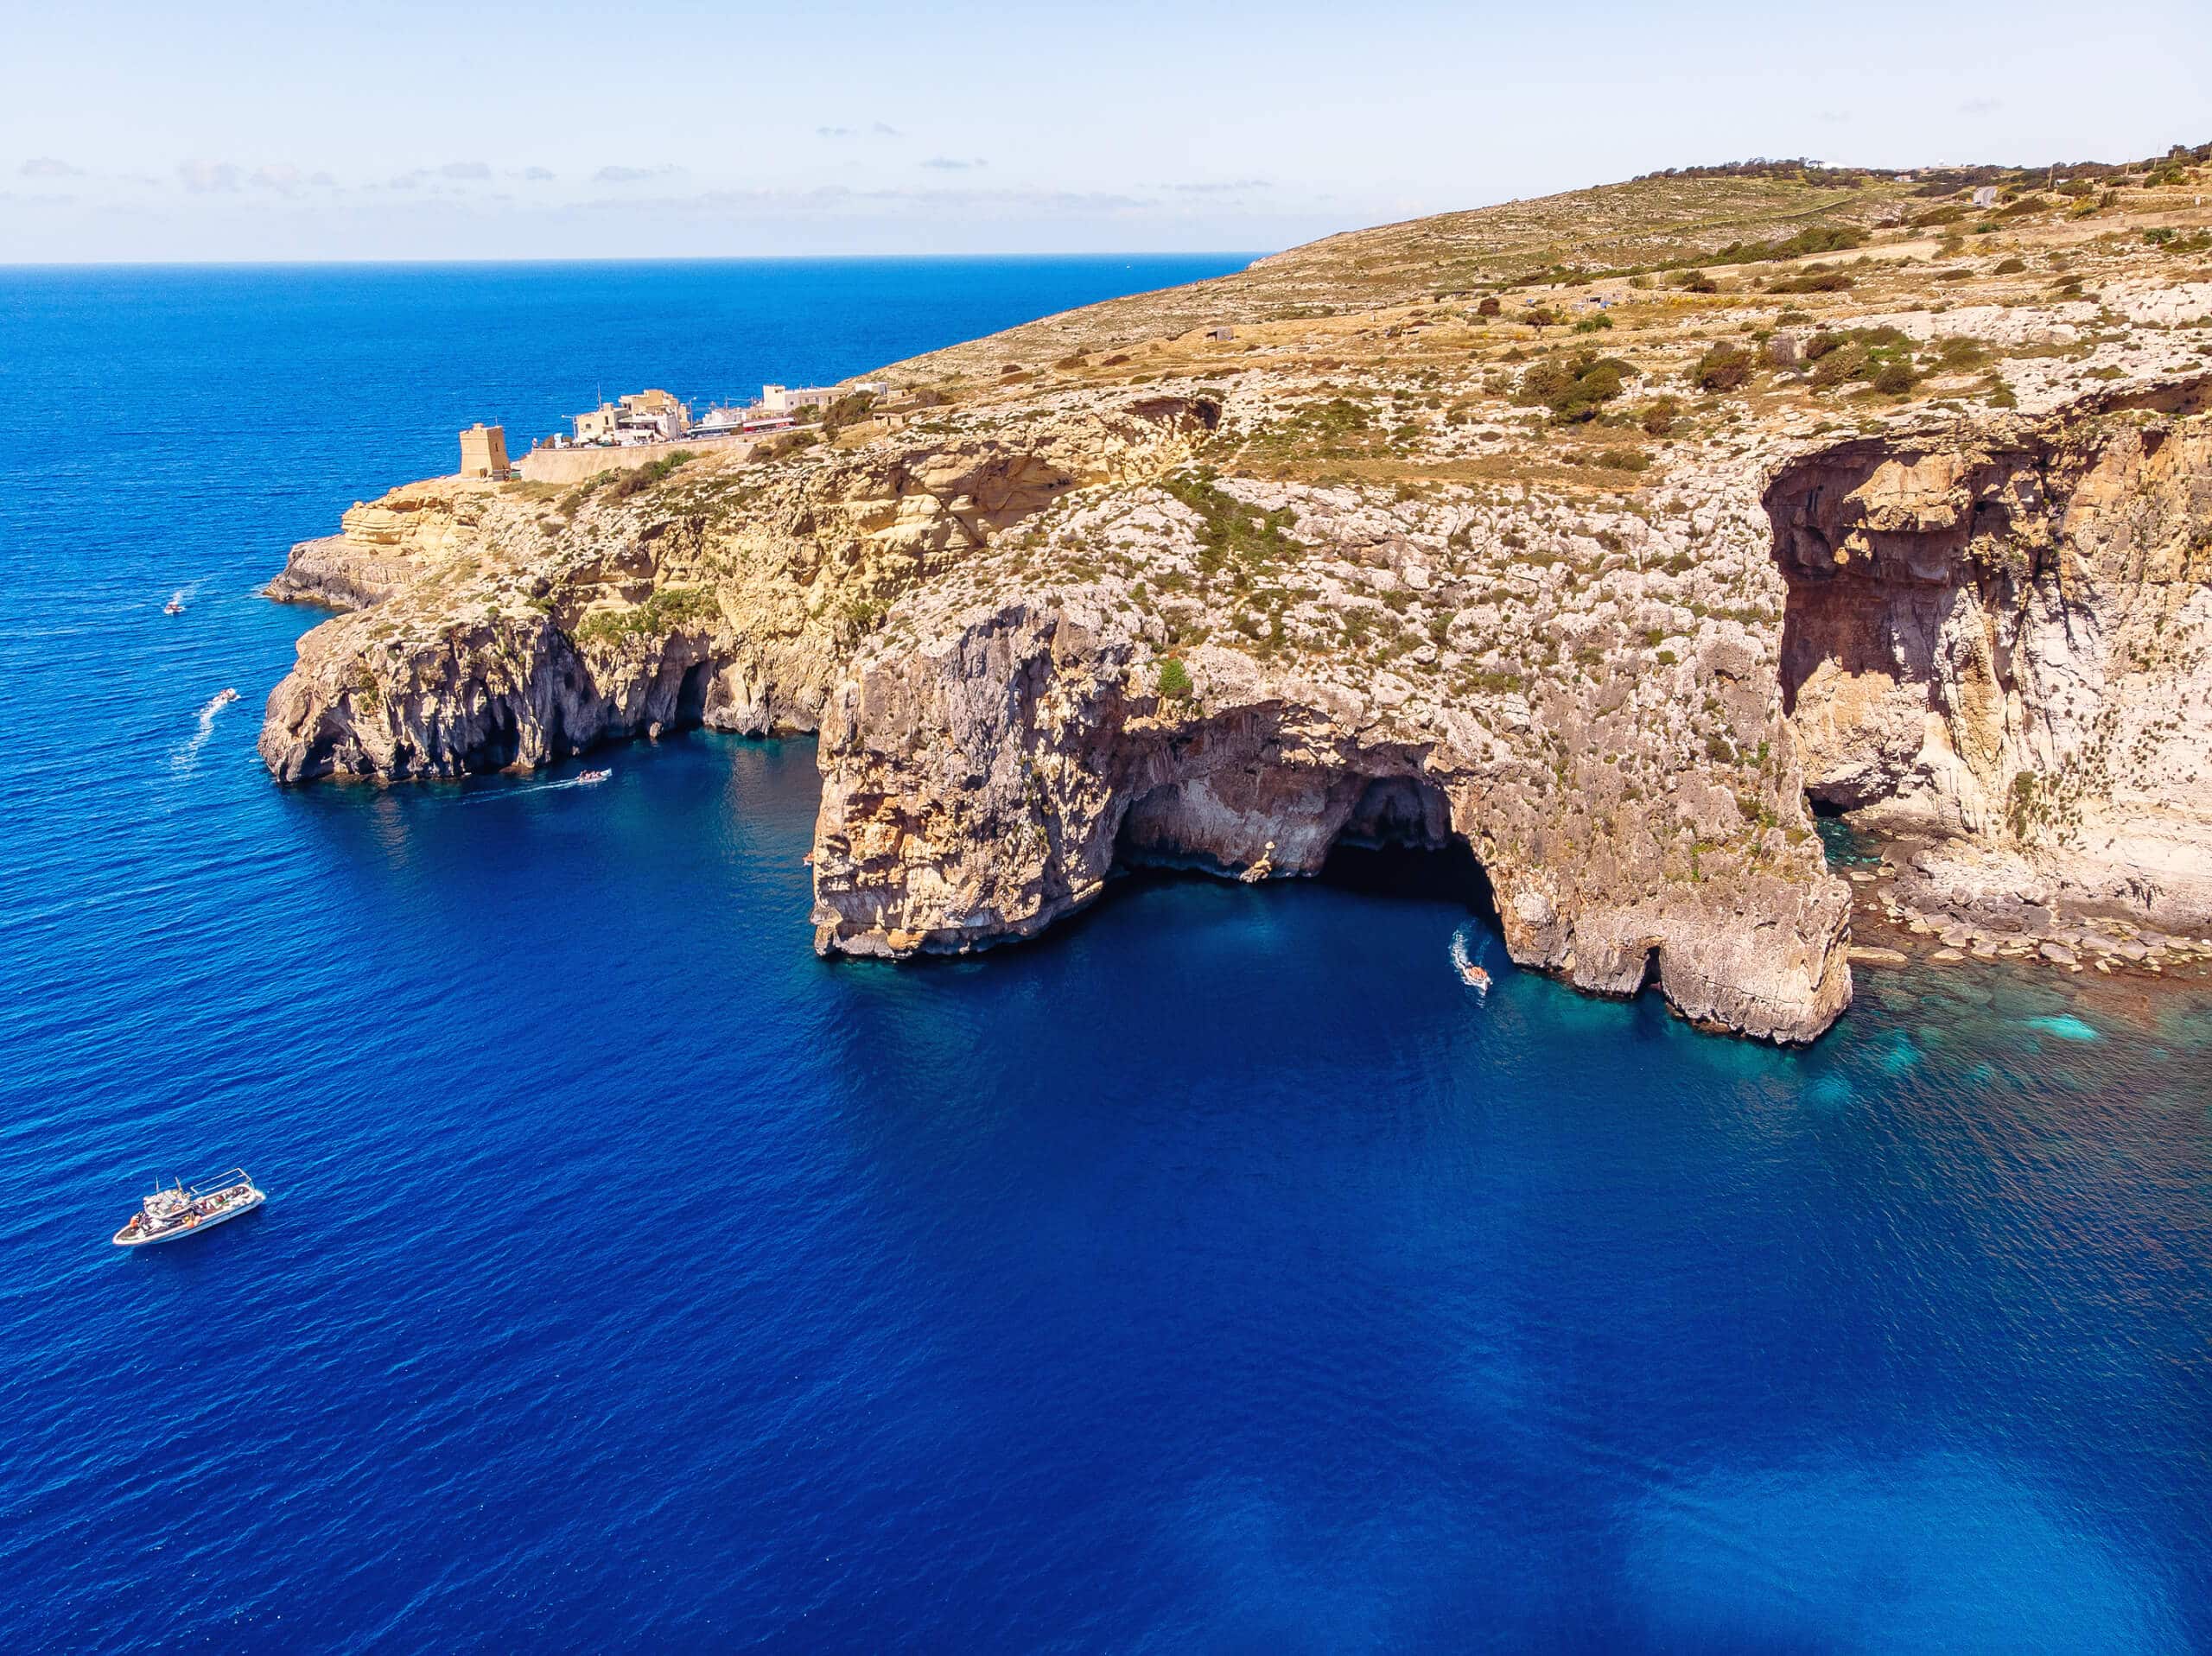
[{"xmin": 3, "ymin": 260, "xmax": 2209, "ymax": 1653}]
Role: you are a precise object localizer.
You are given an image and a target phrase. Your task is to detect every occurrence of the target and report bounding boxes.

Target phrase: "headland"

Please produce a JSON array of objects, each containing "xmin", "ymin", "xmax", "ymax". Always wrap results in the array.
[{"xmin": 257, "ymin": 150, "xmax": 2212, "ymax": 1041}]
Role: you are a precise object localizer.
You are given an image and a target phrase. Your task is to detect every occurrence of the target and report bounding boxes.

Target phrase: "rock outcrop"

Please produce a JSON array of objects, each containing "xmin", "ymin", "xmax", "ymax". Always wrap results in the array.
[
  {"xmin": 808, "ymin": 593, "xmax": 1853, "ymax": 1042},
  {"xmin": 256, "ymin": 159, "xmax": 2212, "ymax": 1040},
  {"xmin": 257, "ymin": 398, "xmax": 1217, "ymax": 780},
  {"xmin": 1770, "ymin": 379, "xmax": 2212, "ymax": 933}
]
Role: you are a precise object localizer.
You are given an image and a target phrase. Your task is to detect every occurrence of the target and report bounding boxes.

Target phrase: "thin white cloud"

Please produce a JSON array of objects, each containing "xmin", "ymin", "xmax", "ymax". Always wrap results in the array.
[
  {"xmin": 512, "ymin": 166, "xmax": 556, "ymax": 182},
  {"xmin": 20, "ymin": 157, "xmax": 84, "ymax": 179},
  {"xmin": 176, "ymin": 159, "xmax": 243, "ymax": 193},
  {"xmin": 388, "ymin": 162, "xmax": 497, "ymax": 189},
  {"xmin": 1164, "ymin": 179, "xmax": 1272, "ymax": 194},
  {"xmin": 921, "ymin": 156, "xmax": 987, "ymax": 171},
  {"xmin": 1958, "ymin": 98, "xmax": 2001, "ymax": 117},
  {"xmin": 594, "ymin": 163, "xmax": 683, "ymax": 184},
  {"xmin": 579, "ymin": 182, "xmax": 1152, "ymax": 215},
  {"xmin": 817, "ymin": 125, "xmax": 856, "ymax": 138},
  {"xmin": 871, "ymin": 122, "xmax": 901, "ymax": 137}
]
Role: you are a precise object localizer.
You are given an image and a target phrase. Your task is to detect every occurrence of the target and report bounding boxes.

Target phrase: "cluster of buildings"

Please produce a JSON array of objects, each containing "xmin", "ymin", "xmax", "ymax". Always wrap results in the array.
[
  {"xmin": 455, "ymin": 381, "xmax": 884, "ymax": 483},
  {"xmin": 535, "ymin": 383, "xmax": 860, "ymax": 453}
]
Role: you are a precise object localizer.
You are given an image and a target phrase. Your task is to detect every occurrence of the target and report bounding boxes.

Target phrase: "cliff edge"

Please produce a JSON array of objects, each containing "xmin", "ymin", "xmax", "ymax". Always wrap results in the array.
[{"xmin": 259, "ymin": 154, "xmax": 2212, "ymax": 1039}]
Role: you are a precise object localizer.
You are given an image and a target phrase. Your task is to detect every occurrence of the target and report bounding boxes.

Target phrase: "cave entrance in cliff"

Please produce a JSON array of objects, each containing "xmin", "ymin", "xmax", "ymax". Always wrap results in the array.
[
  {"xmin": 1107, "ymin": 768, "xmax": 1503, "ymax": 936},
  {"xmin": 1317, "ymin": 776, "xmax": 1498, "ymax": 923},
  {"xmin": 675, "ymin": 660, "xmax": 713, "ymax": 726},
  {"xmin": 1765, "ymin": 446, "xmax": 1930, "ymax": 857}
]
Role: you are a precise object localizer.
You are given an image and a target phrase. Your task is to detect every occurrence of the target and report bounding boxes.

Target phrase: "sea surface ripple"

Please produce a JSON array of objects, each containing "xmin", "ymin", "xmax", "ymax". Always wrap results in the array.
[{"xmin": 1, "ymin": 260, "xmax": 2208, "ymax": 1653}]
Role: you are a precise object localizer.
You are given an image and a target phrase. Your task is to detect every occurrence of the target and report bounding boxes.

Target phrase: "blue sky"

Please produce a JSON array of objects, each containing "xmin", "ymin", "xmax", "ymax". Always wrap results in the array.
[{"xmin": 4, "ymin": 0, "xmax": 2207, "ymax": 261}]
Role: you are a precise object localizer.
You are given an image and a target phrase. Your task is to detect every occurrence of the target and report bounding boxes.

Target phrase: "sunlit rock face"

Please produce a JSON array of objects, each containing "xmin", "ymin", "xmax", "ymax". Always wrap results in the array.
[
  {"xmin": 253, "ymin": 158, "xmax": 2212, "ymax": 1037},
  {"xmin": 1770, "ymin": 385, "xmax": 2212, "ymax": 932}
]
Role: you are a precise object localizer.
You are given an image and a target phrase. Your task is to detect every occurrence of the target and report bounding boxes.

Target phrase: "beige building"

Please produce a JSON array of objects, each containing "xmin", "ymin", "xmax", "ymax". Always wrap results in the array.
[
  {"xmin": 458, "ymin": 422, "xmax": 511, "ymax": 479},
  {"xmin": 572, "ymin": 388, "xmax": 693, "ymax": 446},
  {"xmin": 760, "ymin": 383, "xmax": 839, "ymax": 415}
]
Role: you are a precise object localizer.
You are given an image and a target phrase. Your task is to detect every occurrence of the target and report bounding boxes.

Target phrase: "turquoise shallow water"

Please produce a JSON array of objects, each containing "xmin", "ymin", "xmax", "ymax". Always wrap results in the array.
[{"xmin": 2, "ymin": 261, "xmax": 2209, "ymax": 1652}]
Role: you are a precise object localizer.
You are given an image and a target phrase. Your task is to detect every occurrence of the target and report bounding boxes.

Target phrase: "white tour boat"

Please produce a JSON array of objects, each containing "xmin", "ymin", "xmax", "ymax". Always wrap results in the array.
[
  {"xmin": 576, "ymin": 768, "xmax": 612, "ymax": 785},
  {"xmin": 112, "ymin": 1170, "xmax": 265, "ymax": 1247},
  {"xmin": 1450, "ymin": 927, "xmax": 1491, "ymax": 997}
]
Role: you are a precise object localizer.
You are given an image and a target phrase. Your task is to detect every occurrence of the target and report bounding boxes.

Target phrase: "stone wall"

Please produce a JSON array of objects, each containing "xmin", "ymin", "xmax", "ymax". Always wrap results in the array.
[{"xmin": 513, "ymin": 434, "xmax": 753, "ymax": 485}]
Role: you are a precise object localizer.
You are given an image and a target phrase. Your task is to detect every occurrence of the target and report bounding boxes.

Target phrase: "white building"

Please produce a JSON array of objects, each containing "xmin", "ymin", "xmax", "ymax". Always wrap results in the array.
[{"xmin": 759, "ymin": 384, "xmax": 840, "ymax": 415}]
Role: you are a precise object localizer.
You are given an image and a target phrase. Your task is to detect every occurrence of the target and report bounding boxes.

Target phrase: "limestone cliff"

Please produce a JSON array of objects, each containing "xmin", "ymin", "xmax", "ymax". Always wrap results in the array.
[
  {"xmin": 1771, "ymin": 382, "xmax": 2212, "ymax": 934},
  {"xmin": 259, "ymin": 399, "xmax": 1217, "ymax": 779},
  {"xmin": 257, "ymin": 157, "xmax": 2212, "ymax": 1038}
]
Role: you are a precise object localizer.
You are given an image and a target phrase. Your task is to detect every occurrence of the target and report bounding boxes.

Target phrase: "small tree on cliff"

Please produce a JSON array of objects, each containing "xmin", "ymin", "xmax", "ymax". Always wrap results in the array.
[{"xmin": 1157, "ymin": 657, "xmax": 1193, "ymax": 701}]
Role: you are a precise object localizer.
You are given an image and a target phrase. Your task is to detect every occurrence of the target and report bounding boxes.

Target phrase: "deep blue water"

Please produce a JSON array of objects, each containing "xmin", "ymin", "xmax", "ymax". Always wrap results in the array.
[{"xmin": 3, "ymin": 261, "xmax": 2210, "ymax": 1653}]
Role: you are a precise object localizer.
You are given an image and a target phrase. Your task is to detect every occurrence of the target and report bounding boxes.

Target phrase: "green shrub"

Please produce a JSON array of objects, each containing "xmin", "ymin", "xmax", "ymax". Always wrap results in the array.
[
  {"xmin": 1516, "ymin": 352, "xmax": 1637, "ymax": 422},
  {"xmin": 1639, "ymin": 396, "xmax": 1682, "ymax": 436},
  {"xmin": 1156, "ymin": 657, "xmax": 1193, "ymax": 700},
  {"xmin": 1768, "ymin": 268, "xmax": 1853, "ymax": 294},
  {"xmin": 1692, "ymin": 344, "xmax": 1755, "ymax": 393},
  {"xmin": 1932, "ymin": 335, "xmax": 1989, "ymax": 371},
  {"xmin": 1573, "ymin": 312, "xmax": 1614, "ymax": 333},
  {"xmin": 1803, "ymin": 327, "xmax": 1917, "ymax": 393},
  {"xmin": 819, "ymin": 392, "xmax": 878, "ymax": 435},
  {"xmin": 573, "ymin": 585, "xmax": 718, "ymax": 646},
  {"xmin": 1810, "ymin": 342, "xmax": 1871, "ymax": 388},
  {"xmin": 1672, "ymin": 269, "xmax": 1719, "ymax": 294},
  {"xmin": 1870, "ymin": 358, "xmax": 1917, "ymax": 396},
  {"xmin": 1161, "ymin": 472, "xmax": 1304, "ymax": 570},
  {"xmin": 1769, "ymin": 225, "xmax": 1866, "ymax": 258},
  {"xmin": 604, "ymin": 450, "xmax": 697, "ymax": 502}
]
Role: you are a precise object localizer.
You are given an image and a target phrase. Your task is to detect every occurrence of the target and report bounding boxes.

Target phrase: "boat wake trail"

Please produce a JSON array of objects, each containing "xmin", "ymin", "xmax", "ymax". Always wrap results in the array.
[
  {"xmin": 1450, "ymin": 925, "xmax": 1491, "ymax": 997},
  {"xmin": 466, "ymin": 769, "xmax": 612, "ymax": 805},
  {"xmin": 171, "ymin": 688, "xmax": 241, "ymax": 774},
  {"xmin": 162, "ymin": 581, "xmax": 200, "ymax": 616}
]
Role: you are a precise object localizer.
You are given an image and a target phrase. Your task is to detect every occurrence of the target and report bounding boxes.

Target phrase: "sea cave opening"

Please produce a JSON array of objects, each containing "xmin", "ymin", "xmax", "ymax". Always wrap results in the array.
[
  {"xmin": 675, "ymin": 659, "xmax": 714, "ymax": 725},
  {"xmin": 1109, "ymin": 768, "xmax": 1502, "ymax": 932},
  {"xmin": 1319, "ymin": 777, "xmax": 1497, "ymax": 921}
]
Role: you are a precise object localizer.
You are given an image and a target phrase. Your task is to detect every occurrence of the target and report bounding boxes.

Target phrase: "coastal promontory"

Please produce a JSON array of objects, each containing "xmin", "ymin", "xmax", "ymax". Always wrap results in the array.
[{"xmin": 259, "ymin": 154, "xmax": 2212, "ymax": 1040}]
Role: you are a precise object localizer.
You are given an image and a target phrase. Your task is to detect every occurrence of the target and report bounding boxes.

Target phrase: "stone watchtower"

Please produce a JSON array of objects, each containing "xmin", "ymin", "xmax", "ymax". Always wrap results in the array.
[{"xmin": 459, "ymin": 422, "xmax": 511, "ymax": 480}]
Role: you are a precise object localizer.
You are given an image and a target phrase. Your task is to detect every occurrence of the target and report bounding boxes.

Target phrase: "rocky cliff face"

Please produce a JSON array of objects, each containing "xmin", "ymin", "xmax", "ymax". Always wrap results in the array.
[
  {"xmin": 257, "ymin": 399, "xmax": 1217, "ymax": 780},
  {"xmin": 1770, "ymin": 382, "xmax": 2212, "ymax": 934},
  {"xmin": 257, "ymin": 162, "xmax": 2212, "ymax": 1039},
  {"xmin": 808, "ymin": 589, "xmax": 1853, "ymax": 1042}
]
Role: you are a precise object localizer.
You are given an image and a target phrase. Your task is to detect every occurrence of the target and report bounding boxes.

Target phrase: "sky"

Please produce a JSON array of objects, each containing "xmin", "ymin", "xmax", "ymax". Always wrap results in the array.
[{"xmin": 3, "ymin": 0, "xmax": 2208, "ymax": 263}]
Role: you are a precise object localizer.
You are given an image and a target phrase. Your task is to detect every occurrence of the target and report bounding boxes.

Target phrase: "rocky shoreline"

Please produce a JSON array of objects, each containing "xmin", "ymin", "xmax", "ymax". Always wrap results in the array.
[
  {"xmin": 1836, "ymin": 828, "xmax": 2212, "ymax": 979},
  {"xmin": 252, "ymin": 161, "xmax": 2212, "ymax": 1044}
]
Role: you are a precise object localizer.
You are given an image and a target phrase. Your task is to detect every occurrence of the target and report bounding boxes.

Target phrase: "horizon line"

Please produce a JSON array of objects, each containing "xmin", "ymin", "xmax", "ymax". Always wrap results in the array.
[{"xmin": 0, "ymin": 249, "xmax": 1274, "ymax": 272}]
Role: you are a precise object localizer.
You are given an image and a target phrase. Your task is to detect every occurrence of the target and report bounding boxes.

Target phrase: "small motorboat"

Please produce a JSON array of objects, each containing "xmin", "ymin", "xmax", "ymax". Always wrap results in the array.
[
  {"xmin": 213, "ymin": 688, "xmax": 239, "ymax": 707},
  {"xmin": 1450, "ymin": 927, "xmax": 1491, "ymax": 997},
  {"xmin": 163, "ymin": 598, "xmax": 186, "ymax": 616},
  {"xmin": 113, "ymin": 1170, "xmax": 265, "ymax": 1247},
  {"xmin": 576, "ymin": 768, "xmax": 612, "ymax": 785}
]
